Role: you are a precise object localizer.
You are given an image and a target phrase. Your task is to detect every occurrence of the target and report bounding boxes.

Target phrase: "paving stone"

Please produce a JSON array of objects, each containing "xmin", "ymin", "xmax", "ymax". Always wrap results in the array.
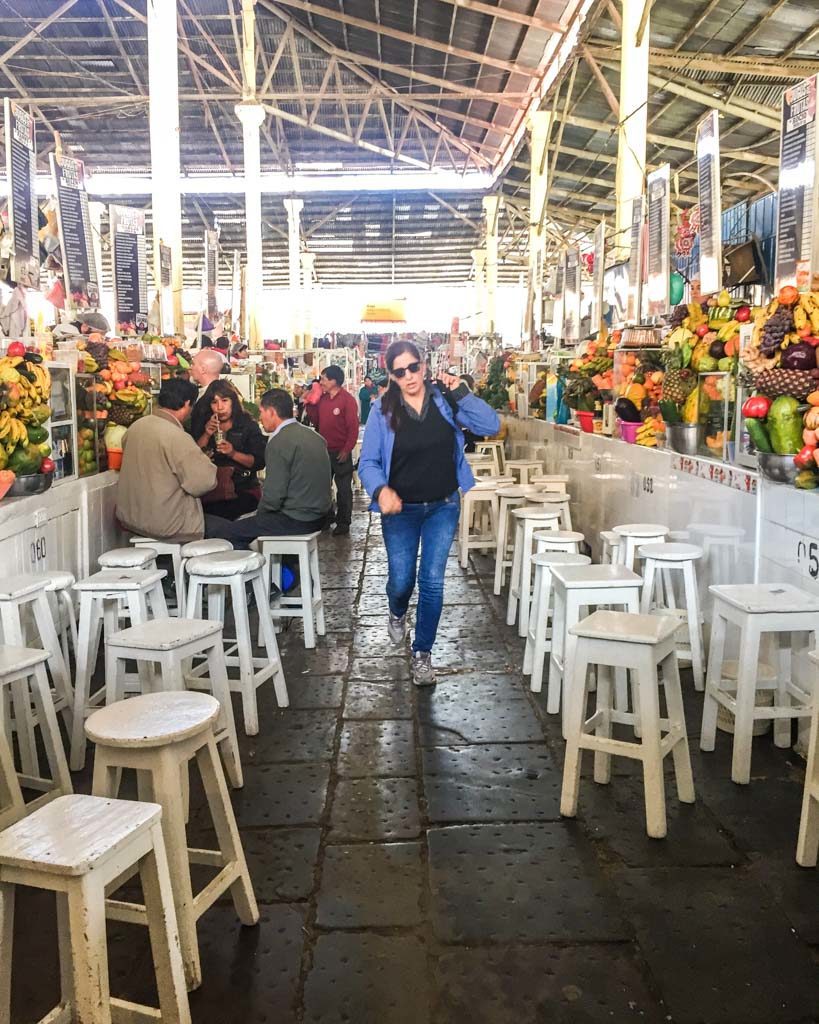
[
  {"xmin": 443, "ymin": 580, "xmax": 488, "ymax": 604},
  {"xmin": 344, "ymin": 679, "xmax": 413, "ymax": 719},
  {"xmin": 304, "ymin": 934, "xmax": 430, "ymax": 1024},
  {"xmin": 234, "ymin": 828, "xmax": 321, "ymax": 902},
  {"xmin": 330, "ymin": 777, "xmax": 421, "ymax": 840},
  {"xmin": 425, "ymin": 672, "xmax": 527, "ymax": 701},
  {"xmin": 284, "ymin": 674, "xmax": 344, "ymax": 709},
  {"xmin": 615, "ymin": 867, "xmax": 819, "ymax": 1024},
  {"xmin": 695, "ymin": 772, "xmax": 806, "ymax": 856},
  {"xmin": 746, "ymin": 854, "xmax": 819, "ymax": 945},
  {"xmin": 576, "ymin": 775, "xmax": 739, "ymax": 867},
  {"xmin": 430, "ymin": 639, "xmax": 514, "ymax": 672},
  {"xmin": 349, "ymin": 656, "xmax": 411, "ymax": 681},
  {"xmin": 230, "ymin": 763, "xmax": 330, "ymax": 827},
  {"xmin": 353, "ymin": 624, "xmax": 397, "ymax": 652},
  {"xmin": 418, "ymin": 694, "xmax": 544, "ymax": 746},
  {"xmin": 238, "ymin": 709, "xmax": 337, "ymax": 763},
  {"xmin": 422, "ymin": 744, "xmax": 561, "ymax": 823},
  {"xmin": 432, "ymin": 946, "xmax": 667, "ymax": 1024},
  {"xmin": 428, "ymin": 824, "xmax": 629, "ymax": 944},
  {"xmin": 317, "ymin": 842, "xmax": 423, "ymax": 927},
  {"xmin": 285, "ymin": 644, "xmax": 350, "ymax": 676},
  {"xmin": 338, "ymin": 720, "xmax": 416, "ymax": 777}
]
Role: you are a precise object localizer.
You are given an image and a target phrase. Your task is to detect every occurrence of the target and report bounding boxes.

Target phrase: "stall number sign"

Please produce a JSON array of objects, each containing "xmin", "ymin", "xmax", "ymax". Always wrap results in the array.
[
  {"xmin": 796, "ymin": 538, "xmax": 819, "ymax": 580},
  {"xmin": 29, "ymin": 531, "xmax": 47, "ymax": 569},
  {"xmin": 630, "ymin": 472, "xmax": 655, "ymax": 498}
]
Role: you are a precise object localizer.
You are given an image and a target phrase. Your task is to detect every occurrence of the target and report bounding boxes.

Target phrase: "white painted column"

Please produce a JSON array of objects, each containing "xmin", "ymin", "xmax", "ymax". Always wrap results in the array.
[
  {"xmin": 301, "ymin": 250, "xmax": 315, "ymax": 347},
  {"xmin": 147, "ymin": 0, "xmax": 183, "ymax": 334},
  {"xmin": 236, "ymin": 102, "xmax": 266, "ymax": 350},
  {"xmin": 528, "ymin": 111, "xmax": 551, "ymax": 347},
  {"xmin": 284, "ymin": 198, "xmax": 303, "ymax": 348},
  {"xmin": 614, "ymin": 0, "xmax": 649, "ymax": 260},
  {"xmin": 471, "ymin": 248, "xmax": 486, "ymax": 335},
  {"xmin": 483, "ymin": 195, "xmax": 501, "ymax": 336}
]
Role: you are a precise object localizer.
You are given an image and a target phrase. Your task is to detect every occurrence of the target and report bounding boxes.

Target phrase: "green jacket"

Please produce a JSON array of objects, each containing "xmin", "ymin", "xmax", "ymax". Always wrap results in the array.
[{"xmin": 260, "ymin": 420, "xmax": 332, "ymax": 521}]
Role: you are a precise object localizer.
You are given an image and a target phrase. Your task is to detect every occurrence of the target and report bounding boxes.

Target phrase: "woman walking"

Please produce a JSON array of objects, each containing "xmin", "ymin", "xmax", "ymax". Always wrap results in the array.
[{"xmin": 359, "ymin": 341, "xmax": 499, "ymax": 685}]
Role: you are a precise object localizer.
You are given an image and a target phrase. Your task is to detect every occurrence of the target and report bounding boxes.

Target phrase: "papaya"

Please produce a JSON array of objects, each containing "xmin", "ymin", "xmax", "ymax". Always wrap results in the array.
[
  {"xmin": 8, "ymin": 444, "xmax": 42, "ymax": 475},
  {"xmin": 682, "ymin": 388, "xmax": 700, "ymax": 425},
  {"xmin": 26, "ymin": 424, "xmax": 48, "ymax": 445}
]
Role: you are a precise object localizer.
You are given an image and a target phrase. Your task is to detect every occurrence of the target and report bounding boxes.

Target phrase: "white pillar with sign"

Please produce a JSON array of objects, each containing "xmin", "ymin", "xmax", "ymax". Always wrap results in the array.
[
  {"xmin": 483, "ymin": 195, "xmax": 501, "ymax": 336},
  {"xmin": 615, "ymin": 0, "xmax": 649, "ymax": 262},
  {"xmin": 301, "ymin": 250, "xmax": 315, "ymax": 348},
  {"xmin": 236, "ymin": 102, "xmax": 265, "ymax": 350},
  {"xmin": 528, "ymin": 111, "xmax": 551, "ymax": 345},
  {"xmin": 284, "ymin": 198, "xmax": 304, "ymax": 348},
  {"xmin": 472, "ymin": 248, "xmax": 486, "ymax": 336}
]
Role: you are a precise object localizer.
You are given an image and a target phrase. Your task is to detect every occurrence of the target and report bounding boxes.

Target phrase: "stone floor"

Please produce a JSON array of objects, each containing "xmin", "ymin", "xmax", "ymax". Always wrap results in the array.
[{"xmin": 8, "ymin": 499, "xmax": 819, "ymax": 1023}]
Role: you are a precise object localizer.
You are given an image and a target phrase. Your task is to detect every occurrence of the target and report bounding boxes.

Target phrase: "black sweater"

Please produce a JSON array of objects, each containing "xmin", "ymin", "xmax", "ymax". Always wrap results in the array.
[{"xmin": 388, "ymin": 396, "xmax": 458, "ymax": 503}]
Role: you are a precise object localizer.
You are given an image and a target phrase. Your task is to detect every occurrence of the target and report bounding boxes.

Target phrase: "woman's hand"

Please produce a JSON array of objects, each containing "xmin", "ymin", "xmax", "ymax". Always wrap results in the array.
[
  {"xmin": 216, "ymin": 439, "xmax": 235, "ymax": 458},
  {"xmin": 204, "ymin": 414, "xmax": 219, "ymax": 437},
  {"xmin": 378, "ymin": 486, "xmax": 403, "ymax": 515}
]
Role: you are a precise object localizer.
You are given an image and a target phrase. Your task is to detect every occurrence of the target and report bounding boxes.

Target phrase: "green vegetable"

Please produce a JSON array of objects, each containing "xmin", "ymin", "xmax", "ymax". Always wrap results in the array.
[
  {"xmin": 745, "ymin": 417, "xmax": 773, "ymax": 453},
  {"xmin": 795, "ymin": 469, "xmax": 819, "ymax": 490},
  {"xmin": 767, "ymin": 395, "xmax": 803, "ymax": 455},
  {"xmin": 659, "ymin": 400, "xmax": 681, "ymax": 424},
  {"xmin": 681, "ymin": 341, "xmax": 692, "ymax": 368}
]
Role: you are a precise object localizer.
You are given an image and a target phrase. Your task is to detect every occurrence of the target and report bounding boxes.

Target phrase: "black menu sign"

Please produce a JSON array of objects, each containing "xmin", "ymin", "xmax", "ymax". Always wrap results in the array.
[
  {"xmin": 591, "ymin": 219, "xmax": 605, "ymax": 334},
  {"xmin": 159, "ymin": 243, "xmax": 171, "ymax": 287},
  {"xmin": 646, "ymin": 164, "xmax": 670, "ymax": 316},
  {"xmin": 775, "ymin": 75, "xmax": 819, "ymax": 293},
  {"xmin": 4, "ymin": 98, "xmax": 39, "ymax": 288},
  {"xmin": 205, "ymin": 229, "xmax": 219, "ymax": 319},
  {"xmin": 564, "ymin": 247, "xmax": 581, "ymax": 342},
  {"xmin": 553, "ymin": 253, "xmax": 565, "ymax": 341},
  {"xmin": 51, "ymin": 153, "xmax": 99, "ymax": 310},
  {"xmin": 626, "ymin": 195, "xmax": 644, "ymax": 322},
  {"xmin": 110, "ymin": 204, "xmax": 148, "ymax": 335},
  {"xmin": 696, "ymin": 110, "xmax": 722, "ymax": 296}
]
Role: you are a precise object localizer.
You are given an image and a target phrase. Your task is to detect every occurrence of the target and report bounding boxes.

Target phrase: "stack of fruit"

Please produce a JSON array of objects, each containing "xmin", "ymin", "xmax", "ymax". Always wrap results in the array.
[
  {"xmin": 0, "ymin": 343, "xmax": 54, "ymax": 479},
  {"xmin": 569, "ymin": 338, "xmax": 615, "ymax": 392},
  {"xmin": 743, "ymin": 288, "xmax": 819, "ymax": 396},
  {"xmin": 109, "ymin": 386, "xmax": 149, "ymax": 426}
]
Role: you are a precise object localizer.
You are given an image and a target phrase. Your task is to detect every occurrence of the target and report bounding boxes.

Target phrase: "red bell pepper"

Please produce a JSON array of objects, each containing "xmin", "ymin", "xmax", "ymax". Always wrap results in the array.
[
  {"xmin": 794, "ymin": 444, "xmax": 817, "ymax": 469},
  {"xmin": 742, "ymin": 394, "xmax": 772, "ymax": 419}
]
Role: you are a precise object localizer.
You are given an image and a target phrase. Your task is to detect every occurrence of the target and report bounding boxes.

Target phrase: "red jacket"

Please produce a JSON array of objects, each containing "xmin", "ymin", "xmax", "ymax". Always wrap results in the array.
[{"xmin": 306, "ymin": 387, "xmax": 359, "ymax": 456}]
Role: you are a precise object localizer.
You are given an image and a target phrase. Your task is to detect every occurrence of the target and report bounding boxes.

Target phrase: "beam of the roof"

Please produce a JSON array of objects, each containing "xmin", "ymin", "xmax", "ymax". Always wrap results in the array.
[
  {"xmin": 0, "ymin": 0, "xmax": 80, "ymax": 68},
  {"xmin": 434, "ymin": 0, "xmax": 562, "ymax": 34},
  {"xmin": 587, "ymin": 41, "xmax": 819, "ymax": 78},
  {"xmin": 97, "ymin": 0, "xmax": 143, "ymax": 96},
  {"xmin": 263, "ymin": 0, "xmax": 541, "ymax": 75},
  {"xmin": 673, "ymin": 0, "xmax": 723, "ymax": 51},
  {"xmin": 581, "ymin": 45, "xmax": 618, "ymax": 117},
  {"xmin": 725, "ymin": 0, "xmax": 791, "ymax": 57}
]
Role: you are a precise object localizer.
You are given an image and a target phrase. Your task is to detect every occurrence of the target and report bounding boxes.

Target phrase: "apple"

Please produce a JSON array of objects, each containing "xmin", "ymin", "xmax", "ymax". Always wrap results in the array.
[
  {"xmin": 695, "ymin": 324, "xmax": 711, "ymax": 338},
  {"xmin": 166, "ymin": 354, "xmax": 179, "ymax": 367},
  {"xmin": 735, "ymin": 305, "xmax": 751, "ymax": 322},
  {"xmin": 6, "ymin": 341, "xmax": 25, "ymax": 358},
  {"xmin": 40, "ymin": 458, "xmax": 55, "ymax": 475}
]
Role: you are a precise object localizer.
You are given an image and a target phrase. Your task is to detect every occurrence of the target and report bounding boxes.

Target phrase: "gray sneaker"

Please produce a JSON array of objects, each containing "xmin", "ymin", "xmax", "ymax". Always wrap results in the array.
[
  {"xmin": 388, "ymin": 612, "xmax": 407, "ymax": 644},
  {"xmin": 411, "ymin": 651, "xmax": 437, "ymax": 687}
]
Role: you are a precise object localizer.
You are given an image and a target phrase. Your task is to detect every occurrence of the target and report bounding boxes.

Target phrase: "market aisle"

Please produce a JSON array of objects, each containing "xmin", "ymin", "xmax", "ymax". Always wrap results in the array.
[{"xmin": 9, "ymin": 496, "xmax": 819, "ymax": 1023}]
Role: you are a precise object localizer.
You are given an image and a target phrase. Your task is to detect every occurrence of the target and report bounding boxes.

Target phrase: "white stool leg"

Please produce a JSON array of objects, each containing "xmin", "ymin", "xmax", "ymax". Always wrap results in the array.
[
  {"xmin": 796, "ymin": 704, "xmax": 819, "ymax": 866},
  {"xmin": 530, "ymin": 570, "xmax": 553, "ymax": 696},
  {"xmin": 593, "ymin": 665, "xmax": 614, "ymax": 785},
  {"xmin": 29, "ymin": 662, "xmax": 72, "ymax": 799},
  {"xmin": 640, "ymin": 559, "xmax": 657, "ymax": 615},
  {"xmin": 311, "ymin": 542, "xmax": 326, "ymax": 635},
  {"xmin": 700, "ymin": 610, "xmax": 727, "ymax": 752},
  {"xmin": 559, "ymin": 648, "xmax": 591, "ymax": 818},
  {"xmin": 253, "ymin": 574, "xmax": 289, "ymax": 709},
  {"xmin": 560, "ymin": 593, "xmax": 582, "ymax": 739},
  {"xmin": 660, "ymin": 652, "xmax": 695, "ymax": 804},
  {"xmin": 70, "ymin": 592, "xmax": 98, "ymax": 771},
  {"xmin": 171, "ymin": 550, "xmax": 185, "ymax": 617},
  {"xmin": 773, "ymin": 631, "xmax": 793, "ymax": 749},
  {"xmin": 506, "ymin": 521, "xmax": 522, "ymax": 626},
  {"xmin": 636, "ymin": 653, "xmax": 667, "ymax": 839},
  {"xmin": 517, "ymin": 523, "xmax": 535, "ymax": 638},
  {"xmin": 300, "ymin": 547, "xmax": 316, "ymax": 649},
  {"xmin": 0, "ymin": 881, "xmax": 14, "ymax": 1023},
  {"xmin": 204, "ymin": 640, "xmax": 243, "ymax": 789},
  {"xmin": 523, "ymin": 562, "xmax": 540, "ymax": 676},
  {"xmin": 548, "ymin": 588, "xmax": 566, "ymax": 718},
  {"xmin": 0, "ymin": 705, "xmax": 25, "ymax": 829},
  {"xmin": 459, "ymin": 497, "xmax": 471, "ymax": 568},
  {"xmin": 682, "ymin": 561, "xmax": 704, "ymax": 691},
  {"xmin": 67, "ymin": 876, "xmax": 114, "ymax": 1023},
  {"xmin": 231, "ymin": 577, "xmax": 260, "ymax": 736},
  {"xmin": 0, "ymin": 603, "xmax": 38, "ymax": 777},
  {"xmin": 732, "ymin": 621, "xmax": 761, "ymax": 784},
  {"xmin": 493, "ymin": 503, "xmax": 509, "ymax": 596}
]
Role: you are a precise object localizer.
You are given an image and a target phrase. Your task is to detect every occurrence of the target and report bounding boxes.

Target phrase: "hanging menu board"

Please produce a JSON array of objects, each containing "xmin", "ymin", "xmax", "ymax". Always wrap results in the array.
[
  {"xmin": 110, "ymin": 204, "xmax": 148, "ymax": 335},
  {"xmin": 159, "ymin": 243, "xmax": 171, "ymax": 288},
  {"xmin": 552, "ymin": 255, "xmax": 565, "ymax": 341},
  {"xmin": 646, "ymin": 164, "xmax": 671, "ymax": 317},
  {"xmin": 158, "ymin": 243, "xmax": 174, "ymax": 335},
  {"xmin": 775, "ymin": 75, "xmax": 819, "ymax": 293},
  {"xmin": 696, "ymin": 110, "xmax": 722, "ymax": 296},
  {"xmin": 591, "ymin": 219, "xmax": 605, "ymax": 333},
  {"xmin": 563, "ymin": 247, "xmax": 582, "ymax": 342},
  {"xmin": 205, "ymin": 229, "xmax": 219, "ymax": 319},
  {"xmin": 626, "ymin": 195, "xmax": 644, "ymax": 322},
  {"xmin": 230, "ymin": 250, "xmax": 241, "ymax": 334},
  {"xmin": 50, "ymin": 153, "xmax": 99, "ymax": 310},
  {"xmin": 4, "ymin": 99, "xmax": 39, "ymax": 288}
]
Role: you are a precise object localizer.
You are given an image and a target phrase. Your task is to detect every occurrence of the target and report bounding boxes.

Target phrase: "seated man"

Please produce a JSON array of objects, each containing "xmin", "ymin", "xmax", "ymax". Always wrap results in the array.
[
  {"xmin": 206, "ymin": 388, "xmax": 332, "ymax": 548},
  {"xmin": 117, "ymin": 378, "xmax": 217, "ymax": 543}
]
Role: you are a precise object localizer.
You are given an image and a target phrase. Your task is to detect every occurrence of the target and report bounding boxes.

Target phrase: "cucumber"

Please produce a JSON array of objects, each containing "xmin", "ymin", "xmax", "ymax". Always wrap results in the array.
[
  {"xmin": 745, "ymin": 418, "xmax": 773, "ymax": 453},
  {"xmin": 659, "ymin": 400, "xmax": 681, "ymax": 424}
]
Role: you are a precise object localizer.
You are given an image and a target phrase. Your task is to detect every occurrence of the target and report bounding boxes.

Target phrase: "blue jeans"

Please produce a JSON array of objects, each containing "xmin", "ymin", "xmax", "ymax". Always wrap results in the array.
[{"xmin": 381, "ymin": 493, "xmax": 460, "ymax": 654}]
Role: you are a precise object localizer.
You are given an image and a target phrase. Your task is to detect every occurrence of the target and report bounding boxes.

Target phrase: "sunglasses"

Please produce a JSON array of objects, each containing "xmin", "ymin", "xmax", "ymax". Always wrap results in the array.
[{"xmin": 391, "ymin": 361, "xmax": 422, "ymax": 379}]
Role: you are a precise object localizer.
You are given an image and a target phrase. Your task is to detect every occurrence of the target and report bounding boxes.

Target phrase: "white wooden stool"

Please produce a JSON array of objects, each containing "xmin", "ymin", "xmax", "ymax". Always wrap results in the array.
[
  {"xmin": 689, "ymin": 523, "xmax": 745, "ymax": 584},
  {"xmin": 797, "ymin": 650, "xmax": 819, "ymax": 866},
  {"xmin": 254, "ymin": 533, "xmax": 326, "ymax": 650},
  {"xmin": 131, "ymin": 537, "xmax": 185, "ymax": 616},
  {"xmin": 524, "ymin": 552, "xmax": 591, "ymax": 699},
  {"xmin": 530, "ymin": 474, "xmax": 569, "ymax": 493},
  {"xmin": 600, "ymin": 531, "xmax": 621, "ymax": 565},
  {"xmin": 0, "ymin": 646, "xmax": 72, "ymax": 830},
  {"xmin": 474, "ymin": 439, "xmax": 505, "ymax": 477},
  {"xmin": 493, "ymin": 485, "xmax": 536, "ymax": 595},
  {"xmin": 87, "ymin": 692, "xmax": 259, "ymax": 992},
  {"xmin": 549, "ymin": 564, "xmax": 643, "ymax": 737},
  {"xmin": 185, "ymin": 550, "xmax": 288, "ymax": 733},
  {"xmin": 459, "ymin": 483, "xmax": 500, "ymax": 567},
  {"xmin": 99, "ymin": 546, "xmax": 158, "ymax": 570},
  {"xmin": 533, "ymin": 529, "xmax": 585, "ymax": 555},
  {"xmin": 105, "ymin": 618, "xmax": 242, "ymax": 789},
  {"xmin": 40, "ymin": 571, "xmax": 78, "ymax": 667},
  {"xmin": 638, "ymin": 542, "xmax": 705, "ymax": 691},
  {"xmin": 560, "ymin": 610, "xmax": 695, "ymax": 839},
  {"xmin": 71, "ymin": 569, "xmax": 169, "ymax": 772},
  {"xmin": 700, "ymin": 584, "xmax": 819, "ymax": 784},
  {"xmin": 0, "ymin": 794, "xmax": 191, "ymax": 1023},
  {"xmin": 180, "ymin": 539, "xmax": 233, "ymax": 618},
  {"xmin": 612, "ymin": 523, "xmax": 669, "ymax": 570},
  {"xmin": 506, "ymin": 459, "xmax": 542, "ymax": 486},
  {"xmin": 0, "ymin": 575, "xmax": 73, "ymax": 778},
  {"xmin": 465, "ymin": 453, "xmax": 494, "ymax": 478},
  {"xmin": 506, "ymin": 507, "xmax": 561, "ymax": 636},
  {"xmin": 526, "ymin": 491, "xmax": 573, "ymax": 530}
]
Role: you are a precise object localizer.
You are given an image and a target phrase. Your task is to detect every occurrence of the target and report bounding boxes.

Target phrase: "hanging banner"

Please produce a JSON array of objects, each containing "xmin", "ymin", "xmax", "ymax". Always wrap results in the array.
[
  {"xmin": 646, "ymin": 164, "xmax": 671, "ymax": 317},
  {"xmin": 775, "ymin": 75, "xmax": 819, "ymax": 293},
  {"xmin": 230, "ymin": 250, "xmax": 241, "ymax": 335},
  {"xmin": 109, "ymin": 204, "xmax": 148, "ymax": 335},
  {"xmin": 626, "ymin": 195, "xmax": 644, "ymax": 323},
  {"xmin": 50, "ymin": 153, "xmax": 100, "ymax": 312},
  {"xmin": 564, "ymin": 247, "xmax": 582, "ymax": 342},
  {"xmin": 361, "ymin": 300, "xmax": 406, "ymax": 323},
  {"xmin": 205, "ymin": 229, "xmax": 219, "ymax": 319},
  {"xmin": 158, "ymin": 242, "xmax": 173, "ymax": 335},
  {"xmin": 591, "ymin": 219, "xmax": 605, "ymax": 334},
  {"xmin": 696, "ymin": 110, "xmax": 723, "ymax": 296},
  {"xmin": 4, "ymin": 99, "xmax": 39, "ymax": 288},
  {"xmin": 552, "ymin": 255, "xmax": 565, "ymax": 341}
]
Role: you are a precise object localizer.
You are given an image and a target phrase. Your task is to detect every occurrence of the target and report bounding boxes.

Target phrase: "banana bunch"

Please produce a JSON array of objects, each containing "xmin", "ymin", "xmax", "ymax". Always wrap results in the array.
[
  {"xmin": 0, "ymin": 411, "xmax": 28, "ymax": 447},
  {"xmin": 794, "ymin": 292, "xmax": 819, "ymax": 336},
  {"xmin": 636, "ymin": 416, "xmax": 661, "ymax": 447},
  {"xmin": 686, "ymin": 303, "xmax": 708, "ymax": 331}
]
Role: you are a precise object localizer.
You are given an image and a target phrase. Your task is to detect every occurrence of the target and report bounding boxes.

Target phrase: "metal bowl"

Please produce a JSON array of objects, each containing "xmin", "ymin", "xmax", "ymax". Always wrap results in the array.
[
  {"xmin": 8, "ymin": 472, "xmax": 54, "ymax": 497},
  {"xmin": 756, "ymin": 452, "xmax": 800, "ymax": 486},
  {"xmin": 666, "ymin": 423, "xmax": 703, "ymax": 456}
]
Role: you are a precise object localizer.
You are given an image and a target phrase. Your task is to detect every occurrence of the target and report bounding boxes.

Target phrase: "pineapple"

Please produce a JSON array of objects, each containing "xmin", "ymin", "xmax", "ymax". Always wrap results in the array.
[
  {"xmin": 753, "ymin": 368, "xmax": 817, "ymax": 400},
  {"xmin": 662, "ymin": 368, "xmax": 697, "ymax": 404}
]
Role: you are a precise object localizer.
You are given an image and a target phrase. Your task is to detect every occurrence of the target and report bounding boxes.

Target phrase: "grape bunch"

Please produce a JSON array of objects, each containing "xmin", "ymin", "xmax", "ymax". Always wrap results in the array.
[
  {"xmin": 669, "ymin": 305, "xmax": 687, "ymax": 328},
  {"xmin": 760, "ymin": 307, "xmax": 793, "ymax": 357}
]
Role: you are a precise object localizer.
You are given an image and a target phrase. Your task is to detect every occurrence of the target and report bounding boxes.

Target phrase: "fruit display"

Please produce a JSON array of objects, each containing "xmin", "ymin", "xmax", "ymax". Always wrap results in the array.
[
  {"xmin": 635, "ymin": 415, "xmax": 661, "ymax": 447},
  {"xmin": 743, "ymin": 289, "xmax": 819, "ymax": 379},
  {"xmin": 612, "ymin": 347, "xmax": 665, "ymax": 410},
  {"xmin": 108, "ymin": 386, "xmax": 149, "ymax": 426},
  {"xmin": 568, "ymin": 336, "xmax": 615, "ymax": 392},
  {"xmin": 0, "ymin": 351, "xmax": 52, "ymax": 482}
]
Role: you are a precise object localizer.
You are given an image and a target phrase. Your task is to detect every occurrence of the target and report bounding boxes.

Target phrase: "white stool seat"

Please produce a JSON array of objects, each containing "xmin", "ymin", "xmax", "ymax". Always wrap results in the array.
[
  {"xmin": 570, "ymin": 609, "xmax": 680, "ymax": 645},
  {"xmin": 496, "ymin": 485, "xmax": 534, "ymax": 499},
  {"xmin": 108, "ymin": 617, "xmax": 223, "ymax": 651},
  {"xmin": 613, "ymin": 523, "xmax": 669, "ymax": 538},
  {"xmin": 40, "ymin": 571, "xmax": 76, "ymax": 592},
  {"xmin": 86, "ymin": 691, "xmax": 219, "ymax": 748},
  {"xmin": 181, "ymin": 538, "xmax": 233, "ymax": 558},
  {"xmin": 75, "ymin": 568, "xmax": 166, "ymax": 592},
  {"xmin": 0, "ymin": 575, "xmax": 47, "ymax": 600},
  {"xmin": 99, "ymin": 547, "xmax": 157, "ymax": 569},
  {"xmin": 533, "ymin": 529, "xmax": 584, "ymax": 547},
  {"xmin": 527, "ymin": 492, "xmax": 567, "ymax": 504},
  {"xmin": 531, "ymin": 551, "xmax": 590, "ymax": 569},
  {"xmin": 554, "ymin": 564, "xmax": 642, "ymax": 589},
  {"xmin": 511, "ymin": 507, "xmax": 561, "ymax": 522},
  {"xmin": 637, "ymin": 542, "xmax": 703, "ymax": 562},
  {"xmin": 710, "ymin": 583, "xmax": 819, "ymax": 615},
  {"xmin": 186, "ymin": 550, "xmax": 265, "ymax": 576},
  {"xmin": 0, "ymin": 644, "xmax": 48, "ymax": 675},
  {"xmin": 506, "ymin": 459, "xmax": 541, "ymax": 469}
]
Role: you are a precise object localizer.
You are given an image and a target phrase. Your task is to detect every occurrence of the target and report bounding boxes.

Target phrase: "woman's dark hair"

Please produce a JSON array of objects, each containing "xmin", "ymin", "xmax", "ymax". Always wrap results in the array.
[
  {"xmin": 381, "ymin": 340, "xmax": 422, "ymax": 432},
  {"xmin": 190, "ymin": 379, "xmax": 245, "ymax": 439},
  {"xmin": 158, "ymin": 378, "xmax": 198, "ymax": 411}
]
